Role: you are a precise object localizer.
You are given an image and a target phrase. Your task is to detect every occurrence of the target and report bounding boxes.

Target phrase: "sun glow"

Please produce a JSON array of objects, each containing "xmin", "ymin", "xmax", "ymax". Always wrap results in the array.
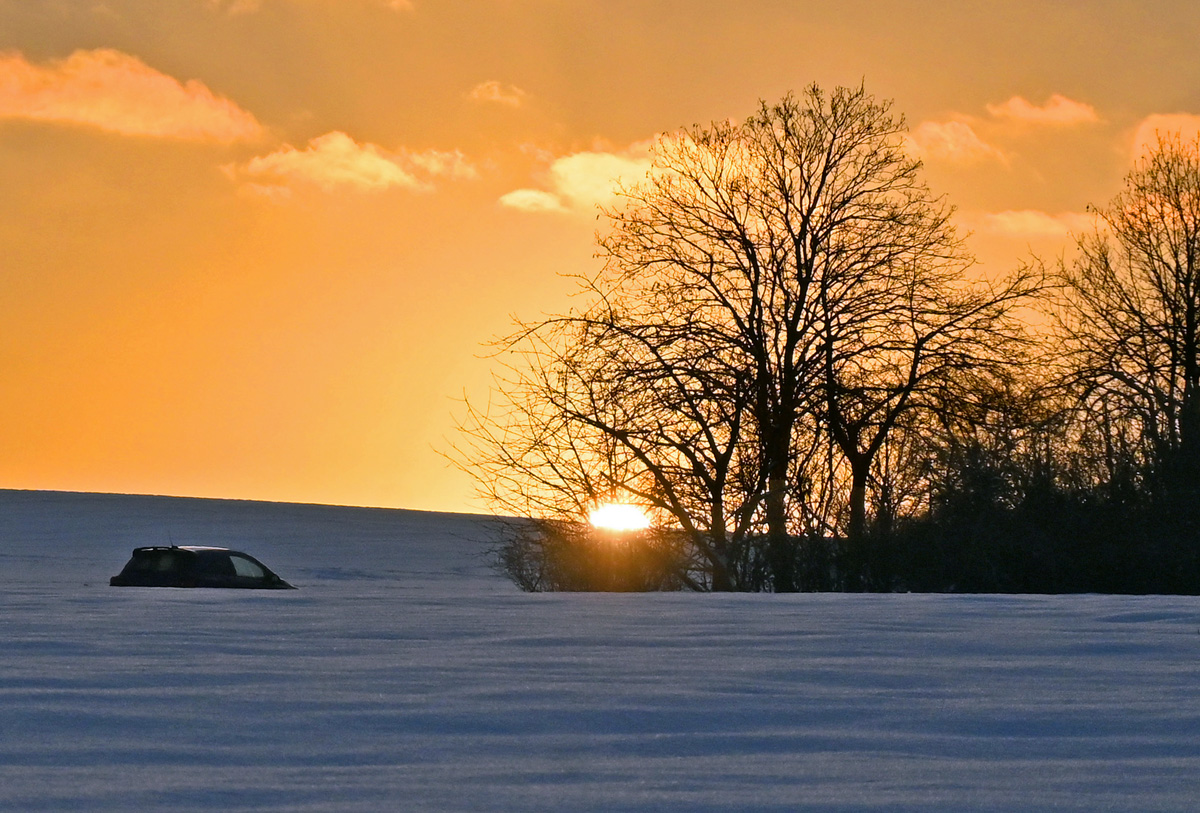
[{"xmin": 588, "ymin": 503, "xmax": 651, "ymax": 532}]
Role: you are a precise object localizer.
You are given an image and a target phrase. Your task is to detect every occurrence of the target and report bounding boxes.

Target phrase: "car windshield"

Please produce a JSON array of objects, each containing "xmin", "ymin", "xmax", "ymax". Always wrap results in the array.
[{"xmin": 230, "ymin": 555, "xmax": 265, "ymax": 579}]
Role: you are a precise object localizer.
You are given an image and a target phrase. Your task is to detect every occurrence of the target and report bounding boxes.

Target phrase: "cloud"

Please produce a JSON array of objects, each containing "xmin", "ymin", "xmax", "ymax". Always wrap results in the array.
[
  {"xmin": 207, "ymin": 0, "xmax": 412, "ymax": 14},
  {"xmin": 548, "ymin": 151, "xmax": 653, "ymax": 209},
  {"xmin": 498, "ymin": 189, "xmax": 568, "ymax": 214},
  {"xmin": 907, "ymin": 94, "xmax": 1099, "ymax": 165},
  {"xmin": 231, "ymin": 131, "xmax": 475, "ymax": 194},
  {"xmin": 976, "ymin": 209, "xmax": 1096, "ymax": 238},
  {"xmin": 468, "ymin": 80, "xmax": 528, "ymax": 108},
  {"xmin": 0, "ymin": 49, "xmax": 263, "ymax": 142},
  {"xmin": 206, "ymin": 0, "xmax": 264, "ymax": 13},
  {"xmin": 401, "ymin": 147, "xmax": 478, "ymax": 180},
  {"xmin": 905, "ymin": 120, "xmax": 1005, "ymax": 164},
  {"xmin": 1131, "ymin": 114, "xmax": 1200, "ymax": 161},
  {"xmin": 985, "ymin": 94, "xmax": 1099, "ymax": 126},
  {"xmin": 501, "ymin": 144, "xmax": 653, "ymax": 215}
]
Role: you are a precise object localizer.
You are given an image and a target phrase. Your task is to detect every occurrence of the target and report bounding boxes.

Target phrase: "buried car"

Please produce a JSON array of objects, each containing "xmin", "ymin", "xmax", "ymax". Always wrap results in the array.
[{"xmin": 110, "ymin": 546, "xmax": 296, "ymax": 589}]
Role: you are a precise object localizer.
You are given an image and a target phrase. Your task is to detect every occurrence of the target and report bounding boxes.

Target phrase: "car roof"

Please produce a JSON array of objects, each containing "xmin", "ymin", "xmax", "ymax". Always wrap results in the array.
[{"xmin": 132, "ymin": 545, "xmax": 232, "ymax": 553}]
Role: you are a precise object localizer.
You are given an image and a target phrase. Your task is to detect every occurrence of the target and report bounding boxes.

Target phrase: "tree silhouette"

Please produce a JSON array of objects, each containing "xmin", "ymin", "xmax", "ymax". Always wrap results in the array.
[
  {"xmin": 460, "ymin": 85, "xmax": 1041, "ymax": 591},
  {"xmin": 1056, "ymin": 133, "xmax": 1200, "ymax": 496}
]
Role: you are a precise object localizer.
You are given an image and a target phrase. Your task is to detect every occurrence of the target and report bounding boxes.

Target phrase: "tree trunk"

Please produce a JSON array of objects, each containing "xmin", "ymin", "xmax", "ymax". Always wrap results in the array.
[
  {"xmin": 709, "ymin": 504, "xmax": 734, "ymax": 591},
  {"xmin": 1178, "ymin": 386, "xmax": 1200, "ymax": 499},
  {"xmin": 848, "ymin": 461, "xmax": 869, "ymax": 544},
  {"xmin": 843, "ymin": 460, "xmax": 875, "ymax": 591},
  {"xmin": 709, "ymin": 551, "xmax": 734, "ymax": 591},
  {"xmin": 765, "ymin": 467, "xmax": 795, "ymax": 592}
]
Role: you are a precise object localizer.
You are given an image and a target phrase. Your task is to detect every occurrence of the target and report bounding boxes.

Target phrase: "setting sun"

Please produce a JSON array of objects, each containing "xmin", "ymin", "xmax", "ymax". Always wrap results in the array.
[{"xmin": 588, "ymin": 503, "xmax": 651, "ymax": 532}]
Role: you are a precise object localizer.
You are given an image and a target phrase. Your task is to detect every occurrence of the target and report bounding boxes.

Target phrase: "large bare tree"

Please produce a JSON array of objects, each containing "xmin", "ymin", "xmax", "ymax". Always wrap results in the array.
[{"xmin": 461, "ymin": 85, "xmax": 1040, "ymax": 591}]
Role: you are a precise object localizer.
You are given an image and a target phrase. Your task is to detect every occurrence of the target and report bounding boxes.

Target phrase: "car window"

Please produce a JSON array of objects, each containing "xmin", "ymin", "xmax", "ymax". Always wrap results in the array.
[
  {"xmin": 230, "ymin": 555, "xmax": 266, "ymax": 579},
  {"xmin": 123, "ymin": 550, "xmax": 189, "ymax": 573},
  {"xmin": 125, "ymin": 553, "xmax": 154, "ymax": 572},
  {"xmin": 197, "ymin": 553, "xmax": 236, "ymax": 576},
  {"xmin": 150, "ymin": 551, "xmax": 185, "ymax": 572}
]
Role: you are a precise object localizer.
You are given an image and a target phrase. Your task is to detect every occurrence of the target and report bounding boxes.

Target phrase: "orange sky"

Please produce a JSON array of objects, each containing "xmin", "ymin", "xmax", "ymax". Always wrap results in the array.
[{"xmin": 2, "ymin": 0, "xmax": 1200, "ymax": 512}]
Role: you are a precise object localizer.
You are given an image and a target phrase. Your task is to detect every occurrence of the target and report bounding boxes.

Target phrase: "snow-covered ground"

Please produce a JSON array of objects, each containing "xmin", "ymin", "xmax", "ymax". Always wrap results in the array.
[{"xmin": 2, "ymin": 490, "xmax": 1199, "ymax": 812}]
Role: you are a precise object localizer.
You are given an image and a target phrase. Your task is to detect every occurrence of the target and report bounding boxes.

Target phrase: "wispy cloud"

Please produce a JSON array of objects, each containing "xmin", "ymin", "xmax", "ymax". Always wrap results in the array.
[
  {"xmin": 985, "ymin": 94, "xmax": 1099, "ymax": 126},
  {"xmin": 206, "ymin": 0, "xmax": 264, "ymax": 13},
  {"xmin": 0, "ymin": 49, "xmax": 263, "ymax": 142},
  {"xmin": 1131, "ymin": 113, "xmax": 1200, "ymax": 160},
  {"xmin": 908, "ymin": 93, "xmax": 1099, "ymax": 165},
  {"xmin": 976, "ymin": 209, "xmax": 1096, "ymax": 238},
  {"xmin": 498, "ymin": 189, "xmax": 568, "ymax": 214},
  {"xmin": 230, "ymin": 131, "xmax": 475, "ymax": 195},
  {"xmin": 905, "ymin": 120, "xmax": 1005, "ymax": 164},
  {"xmin": 468, "ymin": 80, "xmax": 528, "ymax": 108},
  {"xmin": 207, "ymin": 0, "xmax": 413, "ymax": 14},
  {"xmin": 501, "ymin": 144, "xmax": 653, "ymax": 215}
]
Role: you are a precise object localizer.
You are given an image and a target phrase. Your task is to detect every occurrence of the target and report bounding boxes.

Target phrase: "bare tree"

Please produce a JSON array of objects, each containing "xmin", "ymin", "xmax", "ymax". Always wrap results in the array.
[
  {"xmin": 459, "ymin": 302, "xmax": 755, "ymax": 590},
  {"xmin": 1056, "ymin": 133, "xmax": 1200, "ymax": 490},
  {"xmin": 460, "ymin": 84, "xmax": 1041, "ymax": 591},
  {"xmin": 818, "ymin": 256, "xmax": 1041, "ymax": 544}
]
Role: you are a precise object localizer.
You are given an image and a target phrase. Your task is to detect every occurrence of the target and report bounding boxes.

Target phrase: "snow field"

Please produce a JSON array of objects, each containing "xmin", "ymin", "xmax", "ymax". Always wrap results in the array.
[{"xmin": 1, "ymin": 491, "xmax": 1199, "ymax": 811}]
